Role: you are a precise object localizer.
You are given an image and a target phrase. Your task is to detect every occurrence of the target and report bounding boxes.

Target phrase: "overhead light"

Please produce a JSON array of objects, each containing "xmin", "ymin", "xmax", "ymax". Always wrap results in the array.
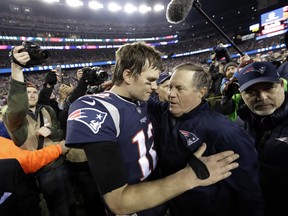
[
  {"xmin": 124, "ymin": 4, "xmax": 137, "ymax": 14},
  {"xmin": 139, "ymin": 5, "xmax": 151, "ymax": 14},
  {"xmin": 66, "ymin": 0, "xmax": 83, "ymax": 7},
  {"xmin": 108, "ymin": 2, "xmax": 122, "ymax": 12},
  {"xmin": 88, "ymin": 1, "xmax": 103, "ymax": 10},
  {"xmin": 43, "ymin": 0, "xmax": 59, "ymax": 3},
  {"xmin": 154, "ymin": 4, "xmax": 164, "ymax": 12}
]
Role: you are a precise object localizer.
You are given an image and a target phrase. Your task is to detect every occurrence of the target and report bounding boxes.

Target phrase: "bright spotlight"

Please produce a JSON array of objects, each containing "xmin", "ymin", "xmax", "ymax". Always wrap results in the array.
[
  {"xmin": 108, "ymin": 3, "xmax": 122, "ymax": 12},
  {"xmin": 66, "ymin": 0, "xmax": 83, "ymax": 7},
  {"xmin": 154, "ymin": 4, "xmax": 164, "ymax": 12},
  {"xmin": 88, "ymin": 1, "xmax": 103, "ymax": 10},
  {"xmin": 124, "ymin": 4, "xmax": 137, "ymax": 14},
  {"xmin": 139, "ymin": 5, "xmax": 151, "ymax": 14},
  {"xmin": 43, "ymin": 0, "xmax": 59, "ymax": 3}
]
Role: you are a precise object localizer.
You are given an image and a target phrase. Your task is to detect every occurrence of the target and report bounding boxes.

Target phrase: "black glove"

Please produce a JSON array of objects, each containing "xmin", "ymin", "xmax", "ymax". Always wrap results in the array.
[
  {"xmin": 45, "ymin": 71, "xmax": 57, "ymax": 86},
  {"xmin": 189, "ymin": 154, "xmax": 210, "ymax": 180}
]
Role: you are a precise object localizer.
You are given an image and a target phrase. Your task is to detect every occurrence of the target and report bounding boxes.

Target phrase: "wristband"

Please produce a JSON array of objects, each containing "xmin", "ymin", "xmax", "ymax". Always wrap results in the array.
[{"xmin": 188, "ymin": 154, "xmax": 210, "ymax": 180}]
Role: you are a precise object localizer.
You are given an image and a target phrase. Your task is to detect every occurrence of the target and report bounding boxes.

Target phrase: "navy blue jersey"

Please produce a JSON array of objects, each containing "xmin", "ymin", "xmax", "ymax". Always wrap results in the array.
[{"xmin": 66, "ymin": 91, "xmax": 157, "ymax": 184}]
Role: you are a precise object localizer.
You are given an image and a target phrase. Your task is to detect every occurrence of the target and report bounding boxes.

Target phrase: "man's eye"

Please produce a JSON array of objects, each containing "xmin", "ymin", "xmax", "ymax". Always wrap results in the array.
[
  {"xmin": 264, "ymin": 86, "xmax": 274, "ymax": 91},
  {"xmin": 244, "ymin": 90, "xmax": 255, "ymax": 95}
]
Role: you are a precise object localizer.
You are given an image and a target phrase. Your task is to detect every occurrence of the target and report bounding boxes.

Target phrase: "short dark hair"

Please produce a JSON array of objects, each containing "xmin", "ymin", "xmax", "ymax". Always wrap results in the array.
[{"xmin": 112, "ymin": 42, "xmax": 164, "ymax": 85}]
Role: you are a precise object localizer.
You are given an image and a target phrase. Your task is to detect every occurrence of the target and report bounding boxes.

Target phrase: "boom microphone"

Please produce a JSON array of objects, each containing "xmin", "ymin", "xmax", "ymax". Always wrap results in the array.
[
  {"xmin": 165, "ymin": 0, "xmax": 245, "ymax": 56},
  {"xmin": 166, "ymin": 0, "xmax": 195, "ymax": 24}
]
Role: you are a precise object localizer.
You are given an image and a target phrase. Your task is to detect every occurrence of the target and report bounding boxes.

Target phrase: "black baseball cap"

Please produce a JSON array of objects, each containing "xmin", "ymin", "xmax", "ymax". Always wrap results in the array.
[
  {"xmin": 157, "ymin": 72, "xmax": 171, "ymax": 85},
  {"xmin": 238, "ymin": 61, "xmax": 280, "ymax": 92}
]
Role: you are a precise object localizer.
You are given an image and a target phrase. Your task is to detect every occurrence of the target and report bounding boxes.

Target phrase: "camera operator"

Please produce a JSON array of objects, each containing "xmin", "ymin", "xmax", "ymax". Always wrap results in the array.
[{"xmin": 58, "ymin": 66, "xmax": 109, "ymax": 216}]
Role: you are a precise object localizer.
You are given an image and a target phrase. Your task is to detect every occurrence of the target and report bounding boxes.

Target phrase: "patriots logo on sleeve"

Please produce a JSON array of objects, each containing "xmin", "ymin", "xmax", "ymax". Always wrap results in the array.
[
  {"xmin": 68, "ymin": 108, "xmax": 107, "ymax": 134},
  {"xmin": 179, "ymin": 130, "xmax": 199, "ymax": 147}
]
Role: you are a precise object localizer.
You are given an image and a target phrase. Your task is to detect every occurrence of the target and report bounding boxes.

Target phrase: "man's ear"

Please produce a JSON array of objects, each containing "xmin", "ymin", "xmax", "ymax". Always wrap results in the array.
[
  {"xmin": 199, "ymin": 87, "xmax": 208, "ymax": 99},
  {"xmin": 123, "ymin": 69, "xmax": 132, "ymax": 84}
]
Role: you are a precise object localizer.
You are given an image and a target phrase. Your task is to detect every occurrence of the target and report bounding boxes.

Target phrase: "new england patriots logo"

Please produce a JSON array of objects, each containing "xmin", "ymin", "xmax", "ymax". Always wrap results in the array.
[
  {"xmin": 179, "ymin": 130, "xmax": 199, "ymax": 147},
  {"xmin": 68, "ymin": 108, "xmax": 107, "ymax": 134}
]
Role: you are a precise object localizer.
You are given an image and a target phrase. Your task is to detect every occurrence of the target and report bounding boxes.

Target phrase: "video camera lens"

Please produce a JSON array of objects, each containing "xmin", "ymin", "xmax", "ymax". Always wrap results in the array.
[
  {"xmin": 39, "ymin": 50, "xmax": 50, "ymax": 60},
  {"xmin": 82, "ymin": 67, "xmax": 109, "ymax": 86}
]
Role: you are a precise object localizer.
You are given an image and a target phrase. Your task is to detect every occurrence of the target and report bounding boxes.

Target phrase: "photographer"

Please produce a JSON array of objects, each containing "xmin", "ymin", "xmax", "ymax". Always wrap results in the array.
[
  {"xmin": 4, "ymin": 43, "xmax": 74, "ymax": 216},
  {"xmin": 217, "ymin": 62, "xmax": 243, "ymax": 124}
]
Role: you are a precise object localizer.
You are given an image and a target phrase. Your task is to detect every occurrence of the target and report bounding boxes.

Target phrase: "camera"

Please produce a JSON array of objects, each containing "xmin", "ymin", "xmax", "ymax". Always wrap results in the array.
[
  {"xmin": 20, "ymin": 41, "xmax": 50, "ymax": 68},
  {"xmin": 82, "ymin": 67, "xmax": 109, "ymax": 86},
  {"xmin": 222, "ymin": 78, "xmax": 240, "ymax": 98},
  {"xmin": 211, "ymin": 46, "xmax": 229, "ymax": 61}
]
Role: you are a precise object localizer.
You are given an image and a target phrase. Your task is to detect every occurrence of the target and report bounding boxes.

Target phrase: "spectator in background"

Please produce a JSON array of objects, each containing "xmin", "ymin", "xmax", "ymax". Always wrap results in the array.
[
  {"xmin": 65, "ymin": 41, "xmax": 239, "ymax": 216},
  {"xmin": 220, "ymin": 62, "xmax": 239, "ymax": 97},
  {"xmin": 57, "ymin": 83, "xmax": 74, "ymax": 111},
  {"xmin": 152, "ymin": 72, "xmax": 171, "ymax": 102},
  {"xmin": 237, "ymin": 61, "xmax": 288, "ymax": 216},
  {"xmin": 218, "ymin": 61, "xmax": 242, "ymax": 122},
  {"xmin": 0, "ymin": 105, "xmax": 10, "ymax": 139},
  {"xmin": 38, "ymin": 69, "xmax": 73, "ymax": 121},
  {"xmin": 207, "ymin": 58, "xmax": 225, "ymax": 112},
  {"xmin": 148, "ymin": 63, "xmax": 264, "ymax": 216}
]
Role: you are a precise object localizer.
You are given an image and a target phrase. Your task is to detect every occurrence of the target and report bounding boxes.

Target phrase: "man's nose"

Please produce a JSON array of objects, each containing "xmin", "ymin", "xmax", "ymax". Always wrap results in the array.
[
  {"xmin": 168, "ymin": 87, "xmax": 175, "ymax": 97},
  {"xmin": 256, "ymin": 91, "xmax": 268, "ymax": 101},
  {"xmin": 151, "ymin": 81, "xmax": 157, "ymax": 90}
]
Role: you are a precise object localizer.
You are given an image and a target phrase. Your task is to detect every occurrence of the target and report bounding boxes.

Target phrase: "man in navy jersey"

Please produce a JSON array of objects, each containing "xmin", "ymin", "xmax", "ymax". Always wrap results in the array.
[
  {"xmin": 148, "ymin": 63, "xmax": 264, "ymax": 216},
  {"xmin": 65, "ymin": 42, "xmax": 239, "ymax": 216}
]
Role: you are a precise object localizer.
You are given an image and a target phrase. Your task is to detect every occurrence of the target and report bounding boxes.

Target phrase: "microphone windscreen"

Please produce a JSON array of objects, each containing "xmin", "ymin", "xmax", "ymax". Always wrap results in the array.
[{"xmin": 166, "ymin": 0, "xmax": 195, "ymax": 24}]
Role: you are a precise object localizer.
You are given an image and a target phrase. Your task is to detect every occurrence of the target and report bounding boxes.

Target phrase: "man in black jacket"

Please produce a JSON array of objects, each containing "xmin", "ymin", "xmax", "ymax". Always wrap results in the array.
[
  {"xmin": 237, "ymin": 61, "xmax": 288, "ymax": 216},
  {"xmin": 0, "ymin": 158, "xmax": 41, "ymax": 216},
  {"xmin": 149, "ymin": 62, "xmax": 264, "ymax": 216}
]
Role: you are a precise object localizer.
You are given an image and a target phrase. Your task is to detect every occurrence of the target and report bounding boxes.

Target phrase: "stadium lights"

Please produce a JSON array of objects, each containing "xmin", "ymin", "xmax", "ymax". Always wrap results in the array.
[
  {"xmin": 154, "ymin": 4, "xmax": 164, "ymax": 12},
  {"xmin": 88, "ymin": 1, "xmax": 103, "ymax": 10},
  {"xmin": 43, "ymin": 0, "xmax": 60, "ymax": 3},
  {"xmin": 124, "ymin": 4, "xmax": 137, "ymax": 14},
  {"xmin": 139, "ymin": 5, "xmax": 151, "ymax": 14},
  {"xmin": 66, "ymin": 0, "xmax": 83, "ymax": 7},
  {"xmin": 42, "ymin": 0, "xmax": 164, "ymax": 14},
  {"xmin": 108, "ymin": 2, "xmax": 122, "ymax": 12}
]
